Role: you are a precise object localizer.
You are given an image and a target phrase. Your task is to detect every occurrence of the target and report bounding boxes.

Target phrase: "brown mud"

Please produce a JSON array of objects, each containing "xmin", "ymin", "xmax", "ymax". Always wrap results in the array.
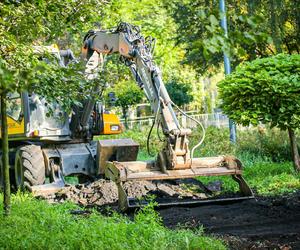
[{"xmin": 40, "ymin": 179, "xmax": 300, "ymax": 249}]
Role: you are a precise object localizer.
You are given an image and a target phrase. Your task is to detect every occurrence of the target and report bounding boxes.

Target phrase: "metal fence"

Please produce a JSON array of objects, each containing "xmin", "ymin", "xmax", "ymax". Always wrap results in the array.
[{"xmin": 121, "ymin": 112, "xmax": 229, "ymax": 130}]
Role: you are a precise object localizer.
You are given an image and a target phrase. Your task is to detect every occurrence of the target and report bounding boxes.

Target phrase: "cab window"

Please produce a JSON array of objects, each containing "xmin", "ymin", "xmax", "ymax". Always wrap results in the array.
[{"xmin": 6, "ymin": 93, "xmax": 22, "ymax": 122}]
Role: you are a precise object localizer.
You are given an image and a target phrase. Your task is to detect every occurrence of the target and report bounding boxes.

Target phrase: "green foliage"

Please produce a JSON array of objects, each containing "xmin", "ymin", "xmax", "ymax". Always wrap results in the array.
[
  {"xmin": 114, "ymin": 81, "xmax": 144, "ymax": 110},
  {"xmin": 166, "ymin": 80, "xmax": 193, "ymax": 107},
  {"xmin": 218, "ymin": 54, "xmax": 300, "ymax": 130},
  {"xmin": 0, "ymin": 1, "xmax": 108, "ymax": 109},
  {"xmin": 170, "ymin": 0, "xmax": 272, "ymax": 73},
  {"xmin": 112, "ymin": 81, "xmax": 144, "ymax": 118},
  {"xmin": 0, "ymin": 193, "xmax": 226, "ymax": 250},
  {"xmin": 237, "ymin": 128, "xmax": 291, "ymax": 163},
  {"xmin": 169, "ymin": 0, "xmax": 299, "ymax": 74},
  {"xmin": 0, "ymin": 0, "xmax": 106, "ymax": 48}
]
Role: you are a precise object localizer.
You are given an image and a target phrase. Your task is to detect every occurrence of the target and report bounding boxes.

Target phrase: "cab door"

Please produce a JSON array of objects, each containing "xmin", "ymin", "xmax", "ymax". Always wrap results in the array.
[{"xmin": 0, "ymin": 92, "xmax": 26, "ymax": 138}]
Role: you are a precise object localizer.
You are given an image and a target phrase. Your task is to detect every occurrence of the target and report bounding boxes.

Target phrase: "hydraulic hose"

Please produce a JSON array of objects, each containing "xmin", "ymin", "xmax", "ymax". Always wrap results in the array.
[{"xmin": 170, "ymin": 101, "xmax": 206, "ymax": 164}]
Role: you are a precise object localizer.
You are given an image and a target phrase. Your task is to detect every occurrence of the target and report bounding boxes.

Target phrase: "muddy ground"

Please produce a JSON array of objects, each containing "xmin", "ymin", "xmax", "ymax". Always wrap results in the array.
[
  {"xmin": 41, "ymin": 180, "xmax": 300, "ymax": 250},
  {"xmin": 160, "ymin": 192, "xmax": 300, "ymax": 249}
]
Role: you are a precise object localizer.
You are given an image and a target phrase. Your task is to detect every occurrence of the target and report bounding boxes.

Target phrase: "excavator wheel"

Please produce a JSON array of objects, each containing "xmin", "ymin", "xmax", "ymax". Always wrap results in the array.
[{"xmin": 15, "ymin": 145, "xmax": 46, "ymax": 190}]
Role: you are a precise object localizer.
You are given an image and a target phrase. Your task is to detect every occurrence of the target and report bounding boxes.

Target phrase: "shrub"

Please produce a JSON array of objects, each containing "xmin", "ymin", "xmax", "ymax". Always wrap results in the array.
[{"xmin": 218, "ymin": 53, "xmax": 300, "ymax": 171}]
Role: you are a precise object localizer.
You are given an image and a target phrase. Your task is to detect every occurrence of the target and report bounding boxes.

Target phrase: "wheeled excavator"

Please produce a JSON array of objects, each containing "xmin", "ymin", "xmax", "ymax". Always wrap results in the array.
[{"xmin": 0, "ymin": 23, "xmax": 253, "ymax": 210}]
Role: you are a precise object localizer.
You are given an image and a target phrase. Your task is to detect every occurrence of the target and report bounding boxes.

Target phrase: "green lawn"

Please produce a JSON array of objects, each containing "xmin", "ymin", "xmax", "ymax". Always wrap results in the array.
[{"xmin": 0, "ymin": 194, "xmax": 225, "ymax": 250}]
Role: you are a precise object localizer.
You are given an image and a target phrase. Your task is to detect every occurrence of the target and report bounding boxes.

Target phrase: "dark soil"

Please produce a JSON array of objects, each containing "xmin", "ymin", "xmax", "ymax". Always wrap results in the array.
[
  {"xmin": 41, "ymin": 180, "xmax": 300, "ymax": 249},
  {"xmin": 159, "ymin": 191, "xmax": 300, "ymax": 249}
]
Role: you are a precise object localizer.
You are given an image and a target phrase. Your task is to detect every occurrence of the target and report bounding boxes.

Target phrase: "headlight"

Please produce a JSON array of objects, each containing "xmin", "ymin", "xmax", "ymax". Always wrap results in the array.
[{"xmin": 110, "ymin": 125, "xmax": 120, "ymax": 131}]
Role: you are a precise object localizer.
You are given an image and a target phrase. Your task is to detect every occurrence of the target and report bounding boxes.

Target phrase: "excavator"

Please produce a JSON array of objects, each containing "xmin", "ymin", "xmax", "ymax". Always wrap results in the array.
[{"xmin": 0, "ymin": 22, "xmax": 253, "ymax": 210}]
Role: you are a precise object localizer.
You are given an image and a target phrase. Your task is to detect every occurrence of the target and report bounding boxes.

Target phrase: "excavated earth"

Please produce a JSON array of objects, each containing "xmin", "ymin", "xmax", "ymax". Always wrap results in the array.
[
  {"xmin": 41, "ymin": 179, "xmax": 300, "ymax": 250},
  {"xmin": 160, "ymin": 191, "xmax": 300, "ymax": 249}
]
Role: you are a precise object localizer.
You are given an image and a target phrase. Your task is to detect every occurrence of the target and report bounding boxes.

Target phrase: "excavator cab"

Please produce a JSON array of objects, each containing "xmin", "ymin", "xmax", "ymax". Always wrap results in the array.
[{"xmin": 1, "ymin": 92, "xmax": 71, "ymax": 141}]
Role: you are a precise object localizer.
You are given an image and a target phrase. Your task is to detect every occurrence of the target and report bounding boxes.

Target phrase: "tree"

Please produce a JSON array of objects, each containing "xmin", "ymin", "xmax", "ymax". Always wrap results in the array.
[
  {"xmin": 0, "ymin": 0, "xmax": 106, "ymax": 215},
  {"xmin": 112, "ymin": 81, "xmax": 144, "ymax": 128},
  {"xmin": 218, "ymin": 53, "xmax": 300, "ymax": 171},
  {"xmin": 169, "ymin": 0, "xmax": 299, "ymax": 74},
  {"xmin": 165, "ymin": 80, "xmax": 193, "ymax": 107}
]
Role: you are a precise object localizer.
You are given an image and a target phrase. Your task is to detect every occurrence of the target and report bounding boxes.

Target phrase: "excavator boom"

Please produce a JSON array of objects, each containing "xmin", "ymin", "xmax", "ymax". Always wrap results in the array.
[{"xmin": 82, "ymin": 23, "xmax": 254, "ymax": 210}]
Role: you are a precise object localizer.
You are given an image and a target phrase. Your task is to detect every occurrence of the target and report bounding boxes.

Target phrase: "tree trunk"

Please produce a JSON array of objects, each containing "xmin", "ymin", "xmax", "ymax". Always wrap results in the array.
[
  {"xmin": 1, "ymin": 94, "xmax": 11, "ymax": 216},
  {"xmin": 269, "ymin": 0, "xmax": 282, "ymax": 53},
  {"xmin": 288, "ymin": 128, "xmax": 300, "ymax": 172},
  {"xmin": 247, "ymin": 0, "xmax": 257, "ymax": 60},
  {"xmin": 122, "ymin": 107, "xmax": 128, "ymax": 129}
]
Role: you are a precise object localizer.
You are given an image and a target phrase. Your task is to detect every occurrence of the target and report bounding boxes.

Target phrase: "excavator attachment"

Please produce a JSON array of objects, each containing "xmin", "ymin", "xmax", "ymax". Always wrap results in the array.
[{"xmin": 105, "ymin": 155, "xmax": 254, "ymax": 211}]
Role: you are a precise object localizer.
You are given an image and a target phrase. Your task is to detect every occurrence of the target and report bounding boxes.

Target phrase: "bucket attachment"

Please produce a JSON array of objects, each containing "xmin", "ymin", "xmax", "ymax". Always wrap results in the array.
[{"xmin": 105, "ymin": 156, "xmax": 254, "ymax": 211}]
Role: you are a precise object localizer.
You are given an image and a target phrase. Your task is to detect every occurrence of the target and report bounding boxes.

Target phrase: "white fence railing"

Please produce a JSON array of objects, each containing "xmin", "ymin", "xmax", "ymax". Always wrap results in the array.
[{"xmin": 121, "ymin": 112, "xmax": 229, "ymax": 130}]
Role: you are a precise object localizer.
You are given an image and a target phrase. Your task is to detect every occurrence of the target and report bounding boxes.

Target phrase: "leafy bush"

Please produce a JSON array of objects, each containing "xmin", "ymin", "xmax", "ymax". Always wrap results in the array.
[
  {"xmin": 237, "ymin": 127, "xmax": 291, "ymax": 162},
  {"xmin": 0, "ymin": 193, "xmax": 226, "ymax": 250},
  {"xmin": 218, "ymin": 54, "xmax": 300, "ymax": 170},
  {"xmin": 218, "ymin": 54, "xmax": 300, "ymax": 129},
  {"xmin": 165, "ymin": 80, "xmax": 193, "ymax": 107}
]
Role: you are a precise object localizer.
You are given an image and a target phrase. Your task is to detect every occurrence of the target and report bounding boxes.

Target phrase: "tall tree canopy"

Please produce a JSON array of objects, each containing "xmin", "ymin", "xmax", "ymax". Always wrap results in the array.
[
  {"xmin": 0, "ymin": 0, "xmax": 107, "ymax": 215},
  {"xmin": 170, "ymin": 0, "xmax": 299, "ymax": 74}
]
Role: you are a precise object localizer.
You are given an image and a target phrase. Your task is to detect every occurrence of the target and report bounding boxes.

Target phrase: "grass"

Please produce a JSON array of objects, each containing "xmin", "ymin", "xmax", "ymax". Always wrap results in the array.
[
  {"xmin": 198, "ymin": 161, "xmax": 300, "ymax": 195},
  {"xmin": 0, "ymin": 193, "xmax": 226, "ymax": 250}
]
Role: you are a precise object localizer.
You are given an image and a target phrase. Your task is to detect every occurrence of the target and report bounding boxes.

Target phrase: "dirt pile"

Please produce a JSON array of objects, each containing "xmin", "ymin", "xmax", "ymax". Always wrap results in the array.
[
  {"xmin": 41, "ymin": 179, "xmax": 209, "ymax": 207},
  {"xmin": 44, "ymin": 180, "xmax": 119, "ymax": 206}
]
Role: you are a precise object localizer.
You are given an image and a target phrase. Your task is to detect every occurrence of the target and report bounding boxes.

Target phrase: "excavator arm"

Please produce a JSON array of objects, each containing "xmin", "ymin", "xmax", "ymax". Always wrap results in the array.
[
  {"xmin": 82, "ymin": 23, "xmax": 191, "ymax": 170},
  {"xmin": 82, "ymin": 23, "xmax": 254, "ymax": 210}
]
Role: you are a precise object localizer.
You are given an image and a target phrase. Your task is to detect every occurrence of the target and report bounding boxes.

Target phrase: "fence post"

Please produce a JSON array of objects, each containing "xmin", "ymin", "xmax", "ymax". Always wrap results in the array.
[{"xmin": 181, "ymin": 115, "xmax": 186, "ymax": 128}]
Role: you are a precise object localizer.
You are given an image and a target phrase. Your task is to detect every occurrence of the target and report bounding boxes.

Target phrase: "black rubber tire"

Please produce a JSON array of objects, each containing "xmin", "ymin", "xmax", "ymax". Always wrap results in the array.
[{"xmin": 15, "ymin": 145, "xmax": 45, "ymax": 189}]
